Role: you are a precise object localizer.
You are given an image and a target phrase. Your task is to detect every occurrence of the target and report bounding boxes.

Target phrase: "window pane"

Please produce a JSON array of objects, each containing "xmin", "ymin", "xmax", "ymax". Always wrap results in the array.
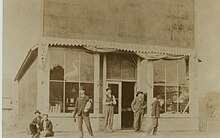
[
  {"xmin": 100, "ymin": 55, "xmax": 104, "ymax": 82},
  {"xmin": 178, "ymin": 59, "xmax": 189, "ymax": 86},
  {"xmin": 107, "ymin": 83, "xmax": 119, "ymax": 114},
  {"xmin": 50, "ymin": 49, "xmax": 64, "ymax": 80},
  {"xmin": 153, "ymin": 60, "xmax": 165, "ymax": 84},
  {"xmin": 153, "ymin": 86, "xmax": 165, "ymax": 114},
  {"xmin": 80, "ymin": 83, "xmax": 94, "ymax": 113},
  {"xmin": 65, "ymin": 82, "xmax": 79, "ymax": 113},
  {"xmin": 107, "ymin": 54, "xmax": 121, "ymax": 79},
  {"xmin": 166, "ymin": 86, "xmax": 178, "ymax": 114},
  {"xmin": 49, "ymin": 82, "xmax": 64, "ymax": 113},
  {"xmin": 166, "ymin": 61, "xmax": 177, "ymax": 85},
  {"xmin": 80, "ymin": 53, "xmax": 94, "ymax": 81},
  {"xmin": 121, "ymin": 55, "xmax": 136, "ymax": 79},
  {"xmin": 65, "ymin": 51, "xmax": 79, "ymax": 81},
  {"xmin": 178, "ymin": 86, "xmax": 189, "ymax": 114}
]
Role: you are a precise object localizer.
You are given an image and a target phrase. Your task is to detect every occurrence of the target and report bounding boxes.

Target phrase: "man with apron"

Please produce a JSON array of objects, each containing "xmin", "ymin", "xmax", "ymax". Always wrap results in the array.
[{"xmin": 104, "ymin": 87, "xmax": 116, "ymax": 132}]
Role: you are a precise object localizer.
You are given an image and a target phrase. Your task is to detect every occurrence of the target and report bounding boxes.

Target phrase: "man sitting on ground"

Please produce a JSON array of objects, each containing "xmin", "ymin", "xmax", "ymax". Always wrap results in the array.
[
  {"xmin": 29, "ymin": 110, "xmax": 43, "ymax": 138},
  {"xmin": 40, "ymin": 114, "xmax": 54, "ymax": 137}
]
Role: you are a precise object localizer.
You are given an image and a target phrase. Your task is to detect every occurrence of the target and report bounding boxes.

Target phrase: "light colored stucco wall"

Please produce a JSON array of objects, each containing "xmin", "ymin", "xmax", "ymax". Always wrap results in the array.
[{"xmin": 43, "ymin": 0, "xmax": 194, "ymax": 48}]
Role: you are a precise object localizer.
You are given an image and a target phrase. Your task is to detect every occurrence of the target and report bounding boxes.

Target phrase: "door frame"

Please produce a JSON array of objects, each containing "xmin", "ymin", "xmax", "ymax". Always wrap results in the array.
[
  {"xmin": 106, "ymin": 81, "xmax": 122, "ymax": 129},
  {"xmin": 121, "ymin": 81, "xmax": 137, "ymax": 129}
]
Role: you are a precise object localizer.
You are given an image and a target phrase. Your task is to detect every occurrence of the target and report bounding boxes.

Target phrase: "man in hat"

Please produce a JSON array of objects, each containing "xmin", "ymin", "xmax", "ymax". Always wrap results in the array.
[
  {"xmin": 40, "ymin": 114, "xmax": 54, "ymax": 137},
  {"xmin": 131, "ymin": 91, "xmax": 146, "ymax": 132},
  {"xmin": 29, "ymin": 110, "xmax": 43, "ymax": 138},
  {"xmin": 103, "ymin": 87, "xmax": 116, "ymax": 132},
  {"xmin": 73, "ymin": 86, "xmax": 94, "ymax": 138},
  {"xmin": 147, "ymin": 95, "xmax": 161, "ymax": 135}
]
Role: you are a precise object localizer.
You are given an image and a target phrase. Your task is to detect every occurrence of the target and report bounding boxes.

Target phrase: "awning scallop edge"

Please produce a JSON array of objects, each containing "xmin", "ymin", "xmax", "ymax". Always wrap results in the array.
[{"xmin": 39, "ymin": 37, "xmax": 196, "ymax": 56}]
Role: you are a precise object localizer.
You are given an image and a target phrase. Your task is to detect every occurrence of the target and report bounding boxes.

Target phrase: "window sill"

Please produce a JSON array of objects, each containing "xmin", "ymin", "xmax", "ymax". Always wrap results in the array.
[
  {"xmin": 144, "ymin": 113, "xmax": 192, "ymax": 118},
  {"xmin": 48, "ymin": 113, "xmax": 102, "ymax": 118}
]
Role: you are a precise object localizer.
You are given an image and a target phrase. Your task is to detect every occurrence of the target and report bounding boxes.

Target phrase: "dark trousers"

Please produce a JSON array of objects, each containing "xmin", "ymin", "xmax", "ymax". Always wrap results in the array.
[
  {"xmin": 147, "ymin": 117, "xmax": 159, "ymax": 135},
  {"xmin": 29, "ymin": 124, "xmax": 42, "ymax": 138},
  {"xmin": 78, "ymin": 114, "xmax": 93, "ymax": 138},
  {"xmin": 40, "ymin": 130, "xmax": 54, "ymax": 137},
  {"xmin": 133, "ymin": 110, "xmax": 144, "ymax": 131},
  {"xmin": 104, "ymin": 105, "xmax": 114, "ymax": 131}
]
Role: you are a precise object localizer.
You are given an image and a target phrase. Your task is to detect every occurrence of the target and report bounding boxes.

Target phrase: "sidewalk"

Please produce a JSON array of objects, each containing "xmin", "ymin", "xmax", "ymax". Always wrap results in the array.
[{"xmin": 3, "ymin": 129, "xmax": 220, "ymax": 138}]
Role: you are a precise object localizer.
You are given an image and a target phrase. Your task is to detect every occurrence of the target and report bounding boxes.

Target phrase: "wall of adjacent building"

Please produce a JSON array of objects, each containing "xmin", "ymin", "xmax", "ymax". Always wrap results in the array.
[
  {"xmin": 195, "ymin": 0, "xmax": 220, "ymax": 132},
  {"xmin": 17, "ymin": 59, "xmax": 38, "ymax": 129},
  {"xmin": 3, "ymin": 0, "xmax": 42, "ymax": 129}
]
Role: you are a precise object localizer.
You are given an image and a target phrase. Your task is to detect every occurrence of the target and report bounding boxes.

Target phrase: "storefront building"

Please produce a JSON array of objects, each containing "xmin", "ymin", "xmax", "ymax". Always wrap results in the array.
[{"xmin": 14, "ymin": 0, "xmax": 198, "ymax": 132}]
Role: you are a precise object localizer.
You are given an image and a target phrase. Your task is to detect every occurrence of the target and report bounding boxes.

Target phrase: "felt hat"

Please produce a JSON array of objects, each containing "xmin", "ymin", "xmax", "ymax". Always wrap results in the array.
[
  {"xmin": 106, "ymin": 87, "xmax": 111, "ymax": 91},
  {"xmin": 43, "ymin": 114, "xmax": 48, "ymax": 117},
  {"xmin": 34, "ymin": 110, "xmax": 41, "ymax": 114},
  {"xmin": 136, "ymin": 91, "xmax": 143, "ymax": 96}
]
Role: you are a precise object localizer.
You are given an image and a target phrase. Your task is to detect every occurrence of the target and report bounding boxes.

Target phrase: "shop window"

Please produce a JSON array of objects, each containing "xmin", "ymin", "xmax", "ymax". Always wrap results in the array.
[
  {"xmin": 153, "ymin": 59, "xmax": 189, "ymax": 115},
  {"xmin": 121, "ymin": 56, "xmax": 136, "ymax": 79},
  {"xmin": 178, "ymin": 59, "xmax": 189, "ymax": 86},
  {"xmin": 153, "ymin": 60, "xmax": 165, "ymax": 84},
  {"xmin": 166, "ymin": 61, "xmax": 177, "ymax": 85},
  {"xmin": 107, "ymin": 54, "xmax": 121, "ymax": 79},
  {"xmin": 153, "ymin": 86, "xmax": 165, "ymax": 114},
  {"xmin": 80, "ymin": 52, "xmax": 94, "ymax": 81},
  {"xmin": 107, "ymin": 54, "xmax": 136, "ymax": 80},
  {"xmin": 65, "ymin": 82, "xmax": 79, "ymax": 113},
  {"xmin": 65, "ymin": 51, "xmax": 79, "ymax": 81},
  {"xmin": 49, "ymin": 48, "xmax": 94, "ymax": 114},
  {"xmin": 50, "ymin": 50, "xmax": 64, "ymax": 80},
  {"xmin": 49, "ymin": 82, "xmax": 64, "ymax": 113}
]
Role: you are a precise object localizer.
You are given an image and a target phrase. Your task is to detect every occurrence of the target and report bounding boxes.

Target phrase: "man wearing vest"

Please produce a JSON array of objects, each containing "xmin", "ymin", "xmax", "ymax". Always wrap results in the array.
[
  {"xmin": 104, "ymin": 87, "xmax": 116, "ymax": 132},
  {"xmin": 73, "ymin": 86, "xmax": 94, "ymax": 138},
  {"xmin": 131, "ymin": 91, "xmax": 146, "ymax": 132}
]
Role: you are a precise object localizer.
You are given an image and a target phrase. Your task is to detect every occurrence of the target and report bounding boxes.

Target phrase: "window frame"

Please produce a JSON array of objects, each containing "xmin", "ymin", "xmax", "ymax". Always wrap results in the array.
[
  {"xmin": 152, "ymin": 59, "xmax": 191, "ymax": 117},
  {"xmin": 48, "ymin": 47, "xmax": 95, "ymax": 115}
]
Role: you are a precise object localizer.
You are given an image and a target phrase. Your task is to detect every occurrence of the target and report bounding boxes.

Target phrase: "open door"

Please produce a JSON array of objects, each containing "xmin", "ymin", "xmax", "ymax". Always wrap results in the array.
[
  {"xmin": 107, "ymin": 82, "xmax": 122, "ymax": 129},
  {"xmin": 121, "ymin": 82, "xmax": 135, "ymax": 129}
]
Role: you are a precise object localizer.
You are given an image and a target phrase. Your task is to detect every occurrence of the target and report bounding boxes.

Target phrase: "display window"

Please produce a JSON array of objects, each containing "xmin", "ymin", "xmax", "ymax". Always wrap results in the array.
[
  {"xmin": 107, "ymin": 54, "xmax": 137, "ymax": 80},
  {"xmin": 153, "ymin": 58, "xmax": 189, "ymax": 115},
  {"xmin": 49, "ymin": 48, "xmax": 94, "ymax": 114}
]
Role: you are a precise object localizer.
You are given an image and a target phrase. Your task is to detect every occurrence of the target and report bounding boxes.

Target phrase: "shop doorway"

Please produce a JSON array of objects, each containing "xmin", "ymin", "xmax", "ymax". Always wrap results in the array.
[
  {"xmin": 107, "ymin": 82, "xmax": 122, "ymax": 129},
  {"xmin": 121, "ymin": 82, "xmax": 135, "ymax": 129}
]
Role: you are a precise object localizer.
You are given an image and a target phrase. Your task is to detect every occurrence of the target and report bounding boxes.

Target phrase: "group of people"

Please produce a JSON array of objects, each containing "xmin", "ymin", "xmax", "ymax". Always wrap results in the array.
[
  {"xmin": 103, "ymin": 87, "xmax": 161, "ymax": 136},
  {"xmin": 131, "ymin": 91, "xmax": 161, "ymax": 135},
  {"xmin": 29, "ymin": 110, "xmax": 54, "ymax": 138},
  {"xmin": 30, "ymin": 86, "xmax": 161, "ymax": 138}
]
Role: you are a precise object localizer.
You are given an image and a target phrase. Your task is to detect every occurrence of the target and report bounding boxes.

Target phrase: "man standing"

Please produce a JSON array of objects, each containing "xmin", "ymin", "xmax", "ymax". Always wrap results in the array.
[
  {"xmin": 147, "ymin": 95, "xmax": 161, "ymax": 136},
  {"xmin": 40, "ymin": 114, "xmax": 54, "ymax": 137},
  {"xmin": 131, "ymin": 91, "xmax": 146, "ymax": 132},
  {"xmin": 29, "ymin": 110, "xmax": 42, "ymax": 138},
  {"xmin": 104, "ymin": 87, "xmax": 116, "ymax": 132},
  {"xmin": 73, "ymin": 86, "xmax": 94, "ymax": 138}
]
